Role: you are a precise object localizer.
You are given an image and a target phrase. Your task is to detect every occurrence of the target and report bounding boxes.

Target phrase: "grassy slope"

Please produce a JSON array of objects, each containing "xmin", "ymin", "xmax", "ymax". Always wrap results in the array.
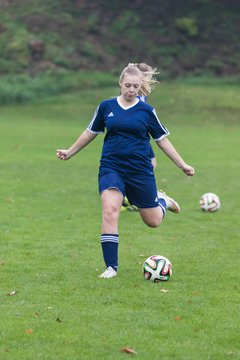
[
  {"xmin": 0, "ymin": 0, "xmax": 239, "ymax": 76},
  {"xmin": 0, "ymin": 79, "xmax": 239, "ymax": 359}
]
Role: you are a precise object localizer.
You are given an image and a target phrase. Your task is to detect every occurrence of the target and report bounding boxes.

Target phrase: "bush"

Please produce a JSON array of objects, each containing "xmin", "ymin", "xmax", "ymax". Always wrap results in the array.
[
  {"xmin": 175, "ymin": 17, "xmax": 198, "ymax": 37},
  {"xmin": 0, "ymin": 70, "xmax": 115, "ymax": 105}
]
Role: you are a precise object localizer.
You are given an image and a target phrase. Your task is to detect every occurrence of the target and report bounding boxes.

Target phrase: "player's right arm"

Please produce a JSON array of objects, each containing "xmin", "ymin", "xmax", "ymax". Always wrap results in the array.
[{"xmin": 56, "ymin": 129, "xmax": 97, "ymax": 160}]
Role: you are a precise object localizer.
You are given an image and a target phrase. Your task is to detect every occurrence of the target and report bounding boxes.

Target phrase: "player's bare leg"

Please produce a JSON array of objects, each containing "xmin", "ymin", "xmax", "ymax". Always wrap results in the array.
[
  {"xmin": 139, "ymin": 206, "xmax": 164, "ymax": 227},
  {"xmin": 99, "ymin": 189, "xmax": 122, "ymax": 279}
]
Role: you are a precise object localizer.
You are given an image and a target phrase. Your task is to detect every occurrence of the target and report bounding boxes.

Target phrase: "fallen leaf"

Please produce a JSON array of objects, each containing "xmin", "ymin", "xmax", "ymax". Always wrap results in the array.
[
  {"xmin": 121, "ymin": 347, "xmax": 137, "ymax": 355},
  {"xmin": 8, "ymin": 290, "xmax": 17, "ymax": 296},
  {"xmin": 5, "ymin": 197, "xmax": 15, "ymax": 203},
  {"xmin": 160, "ymin": 289, "xmax": 169, "ymax": 293}
]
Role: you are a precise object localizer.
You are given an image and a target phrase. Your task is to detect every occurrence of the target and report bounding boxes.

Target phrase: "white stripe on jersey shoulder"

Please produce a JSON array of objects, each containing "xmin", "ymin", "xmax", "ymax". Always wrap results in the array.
[
  {"xmin": 88, "ymin": 105, "xmax": 100, "ymax": 131},
  {"xmin": 152, "ymin": 108, "xmax": 170, "ymax": 133},
  {"xmin": 87, "ymin": 106, "xmax": 104, "ymax": 134}
]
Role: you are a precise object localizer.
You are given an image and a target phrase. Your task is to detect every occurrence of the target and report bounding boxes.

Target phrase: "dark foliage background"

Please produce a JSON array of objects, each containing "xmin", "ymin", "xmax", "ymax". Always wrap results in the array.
[{"xmin": 0, "ymin": 0, "xmax": 239, "ymax": 77}]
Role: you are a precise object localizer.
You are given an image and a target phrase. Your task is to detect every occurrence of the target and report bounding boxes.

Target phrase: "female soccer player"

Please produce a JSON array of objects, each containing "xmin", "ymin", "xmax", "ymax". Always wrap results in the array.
[
  {"xmin": 56, "ymin": 65, "xmax": 195, "ymax": 279},
  {"xmin": 121, "ymin": 62, "xmax": 180, "ymax": 213}
]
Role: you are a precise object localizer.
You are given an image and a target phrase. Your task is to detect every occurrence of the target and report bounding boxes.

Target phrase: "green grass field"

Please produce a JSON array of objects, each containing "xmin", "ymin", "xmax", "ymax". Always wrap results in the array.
[{"xmin": 1, "ymin": 79, "xmax": 239, "ymax": 360}]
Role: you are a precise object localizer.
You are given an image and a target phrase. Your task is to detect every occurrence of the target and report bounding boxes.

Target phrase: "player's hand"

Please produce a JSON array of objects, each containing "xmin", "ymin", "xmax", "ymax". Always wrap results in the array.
[
  {"xmin": 182, "ymin": 164, "xmax": 195, "ymax": 176},
  {"xmin": 56, "ymin": 149, "xmax": 71, "ymax": 160}
]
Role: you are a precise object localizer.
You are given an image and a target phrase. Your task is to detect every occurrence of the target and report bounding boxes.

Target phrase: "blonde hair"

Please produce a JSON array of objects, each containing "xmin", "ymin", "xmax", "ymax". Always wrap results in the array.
[
  {"xmin": 119, "ymin": 65, "xmax": 143, "ymax": 83},
  {"xmin": 127, "ymin": 62, "xmax": 159, "ymax": 96}
]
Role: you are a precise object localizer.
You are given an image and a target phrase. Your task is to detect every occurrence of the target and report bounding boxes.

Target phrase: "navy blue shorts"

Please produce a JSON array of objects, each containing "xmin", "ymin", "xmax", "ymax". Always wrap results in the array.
[{"xmin": 98, "ymin": 170, "xmax": 159, "ymax": 209}]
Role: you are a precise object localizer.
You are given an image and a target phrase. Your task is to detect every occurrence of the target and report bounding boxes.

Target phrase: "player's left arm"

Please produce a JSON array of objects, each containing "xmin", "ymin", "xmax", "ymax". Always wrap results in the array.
[{"xmin": 156, "ymin": 137, "xmax": 195, "ymax": 176}]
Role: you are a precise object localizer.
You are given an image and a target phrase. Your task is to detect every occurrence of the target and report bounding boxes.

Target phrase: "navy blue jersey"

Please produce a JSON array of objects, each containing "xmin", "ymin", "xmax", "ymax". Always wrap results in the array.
[
  {"xmin": 148, "ymin": 143, "xmax": 155, "ymax": 159},
  {"xmin": 88, "ymin": 97, "xmax": 169, "ymax": 174},
  {"xmin": 137, "ymin": 95, "xmax": 155, "ymax": 159},
  {"xmin": 138, "ymin": 95, "xmax": 147, "ymax": 102}
]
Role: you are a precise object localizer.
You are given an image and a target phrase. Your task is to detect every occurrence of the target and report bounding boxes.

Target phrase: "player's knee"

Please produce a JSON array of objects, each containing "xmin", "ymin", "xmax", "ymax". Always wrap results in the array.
[
  {"xmin": 146, "ymin": 219, "xmax": 162, "ymax": 228},
  {"xmin": 103, "ymin": 204, "xmax": 120, "ymax": 223},
  {"xmin": 140, "ymin": 211, "xmax": 163, "ymax": 228}
]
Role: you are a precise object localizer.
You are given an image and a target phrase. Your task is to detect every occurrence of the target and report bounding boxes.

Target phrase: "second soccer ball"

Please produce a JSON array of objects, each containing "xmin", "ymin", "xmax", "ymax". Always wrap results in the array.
[{"xmin": 199, "ymin": 192, "xmax": 221, "ymax": 212}]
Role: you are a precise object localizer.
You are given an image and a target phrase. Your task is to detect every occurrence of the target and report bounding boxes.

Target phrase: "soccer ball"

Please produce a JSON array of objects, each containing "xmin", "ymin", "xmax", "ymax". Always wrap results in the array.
[
  {"xmin": 199, "ymin": 192, "xmax": 221, "ymax": 212},
  {"xmin": 143, "ymin": 255, "xmax": 172, "ymax": 282}
]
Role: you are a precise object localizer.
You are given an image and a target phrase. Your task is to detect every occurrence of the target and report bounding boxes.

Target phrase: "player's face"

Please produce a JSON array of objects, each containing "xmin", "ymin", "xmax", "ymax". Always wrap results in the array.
[{"xmin": 119, "ymin": 75, "xmax": 142, "ymax": 102}]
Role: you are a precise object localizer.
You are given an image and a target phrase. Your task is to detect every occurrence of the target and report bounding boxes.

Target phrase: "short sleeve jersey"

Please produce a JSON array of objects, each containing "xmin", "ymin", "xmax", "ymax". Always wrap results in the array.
[
  {"xmin": 148, "ymin": 143, "xmax": 155, "ymax": 159},
  {"xmin": 88, "ymin": 97, "xmax": 169, "ymax": 174},
  {"xmin": 137, "ymin": 95, "xmax": 155, "ymax": 160}
]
